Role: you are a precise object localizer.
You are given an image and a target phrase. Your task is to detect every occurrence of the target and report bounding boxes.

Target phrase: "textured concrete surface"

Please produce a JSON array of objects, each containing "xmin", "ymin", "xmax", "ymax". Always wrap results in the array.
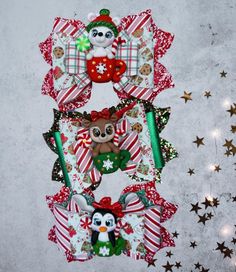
[{"xmin": 0, "ymin": 0, "xmax": 236, "ymax": 271}]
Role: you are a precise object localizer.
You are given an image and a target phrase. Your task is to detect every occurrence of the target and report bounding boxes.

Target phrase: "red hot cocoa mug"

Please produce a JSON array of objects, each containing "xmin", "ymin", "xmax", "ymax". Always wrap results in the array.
[{"xmin": 87, "ymin": 56, "xmax": 127, "ymax": 83}]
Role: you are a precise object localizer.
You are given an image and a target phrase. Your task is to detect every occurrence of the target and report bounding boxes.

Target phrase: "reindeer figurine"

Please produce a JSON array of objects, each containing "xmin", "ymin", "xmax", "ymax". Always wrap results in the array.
[
  {"xmin": 80, "ymin": 104, "xmax": 135, "ymax": 174},
  {"xmin": 82, "ymin": 108, "xmax": 120, "ymax": 157}
]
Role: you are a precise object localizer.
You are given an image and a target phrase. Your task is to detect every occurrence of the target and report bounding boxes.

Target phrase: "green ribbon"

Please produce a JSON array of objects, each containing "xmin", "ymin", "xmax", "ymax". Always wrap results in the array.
[
  {"xmin": 53, "ymin": 131, "xmax": 71, "ymax": 188},
  {"xmin": 146, "ymin": 111, "xmax": 165, "ymax": 169}
]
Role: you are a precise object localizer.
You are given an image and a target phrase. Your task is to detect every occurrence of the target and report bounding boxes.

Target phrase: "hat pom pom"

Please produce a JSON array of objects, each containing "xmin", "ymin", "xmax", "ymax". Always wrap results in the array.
[{"xmin": 100, "ymin": 9, "xmax": 110, "ymax": 16}]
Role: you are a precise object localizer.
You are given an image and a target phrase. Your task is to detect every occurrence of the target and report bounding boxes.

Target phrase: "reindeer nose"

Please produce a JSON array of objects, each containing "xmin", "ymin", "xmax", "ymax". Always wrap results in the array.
[
  {"xmin": 98, "ymin": 32, "xmax": 103, "ymax": 37},
  {"xmin": 101, "ymin": 133, "xmax": 106, "ymax": 138}
]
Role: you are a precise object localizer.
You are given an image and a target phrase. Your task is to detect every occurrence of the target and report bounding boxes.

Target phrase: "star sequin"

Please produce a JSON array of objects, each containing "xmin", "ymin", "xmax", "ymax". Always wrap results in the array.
[
  {"xmin": 212, "ymin": 197, "xmax": 220, "ymax": 207},
  {"xmin": 231, "ymin": 125, "xmax": 236, "ymax": 133},
  {"xmin": 207, "ymin": 212, "xmax": 214, "ymax": 219},
  {"xmin": 220, "ymin": 70, "xmax": 227, "ymax": 77},
  {"xmin": 232, "ymin": 196, "xmax": 236, "ymax": 202},
  {"xmin": 190, "ymin": 202, "xmax": 202, "ymax": 214},
  {"xmin": 214, "ymin": 165, "xmax": 221, "ymax": 172},
  {"xmin": 227, "ymin": 103, "xmax": 236, "ymax": 116},
  {"xmin": 175, "ymin": 262, "xmax": 182, "ymax": 269},
  {"xmin": 162, "ymin": 261, "xmax": 174, "ymax": 272},
  {"xmin": 231, "ymin": 237, "xmax": 236, "ymax": 244},
  {"xmin": 223, "ymin": 248, "xmax": 233, "ymax": 258},
  {"xmin": 194, "ymin": 262, "xmax": 202, "ymax": 269},
  {"xmin": 166, "ymin": 251, "xmax": 173, "ymax": 258},
  {"xmin": 193, "ymin": 136, "xmax": 205, "ymax": 147},
  {"xmin": 188, "ymin": 168, "xmax": 195, "ymax": 175},
  {"xmin": 201, "ymin": 197, "xmax": 213, "ymax": 209},
  {"xmin": 172, "ymin": 231, "xmax": 179, "ymax": 238},
  {"xmin": 181, "ymin": 91, "xmax": 192, "ymax": 103},
  {"xmin": 147, "ymin": 258, "xmax": 157, "ymax": 267},
  {"xmin": 190, "ymin": 241, "xmax": 197, "ymax": 248},
  {"xmin": 215, "ymin": 242, "xmax": 227, "ymax": 252},
  {"xmin": 204, "ymin": 91, "xmax": 212, "ymax": 98},
  {"xmin": 229, "ymin": 144, "xmax": 236, "ymax": 156},
  {"xmin": 198, "ymin": 214, "xmax": 209, "ymax": 225},
  {"xmin": 223, "ymin": 139, "xmax": 233, "ymax": 149}
]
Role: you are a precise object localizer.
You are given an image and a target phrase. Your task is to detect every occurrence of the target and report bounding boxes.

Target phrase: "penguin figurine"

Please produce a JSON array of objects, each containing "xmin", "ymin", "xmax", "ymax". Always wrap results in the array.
[{"xmin": 91, "ymin": 198, "xmax": 126, "ymax": 257}]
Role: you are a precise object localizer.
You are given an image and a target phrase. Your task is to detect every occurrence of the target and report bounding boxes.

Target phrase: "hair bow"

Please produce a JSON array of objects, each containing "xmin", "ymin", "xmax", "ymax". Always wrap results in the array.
[
  {"xmin": 90, "ymin": 108, "xmax": 111, "ymax": 122},
  {"xmin": 93, "ymin": 197, "xmax": 124, "ymax": 218}
]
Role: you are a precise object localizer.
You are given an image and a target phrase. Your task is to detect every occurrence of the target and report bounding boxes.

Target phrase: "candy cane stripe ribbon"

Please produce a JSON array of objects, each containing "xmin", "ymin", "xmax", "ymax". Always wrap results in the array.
[
  {"xmin": 113, "ymin": 119, "xmax": 130, "ymax": 146},
  {"xmin": 114, "ymin": 77, "xmax": 154, "ymax": 101},
  {"xmin": 111, "ymin": 36, "xmax": 126, "ymax": 56},
  {"xmin": 123, "ymin": 195, "xmax": 145, "ymax": 213},
  {"xmin": 53, "ymin": 205, "xmax": 71, "ymax": 252},
  {"xmin": 89, "ymin": 167, "xmax": 101, "ymax": 183},
  {"xmin": 125, "ymin": 13, "xmax": 151, "ymax": 35},
  {"xmin": 57, "ymin": 83, "xmax": 87, "ymax": 105},
  {"xmin": 144, "ymin": 208, "xmax": 161, "ymax": 254}
]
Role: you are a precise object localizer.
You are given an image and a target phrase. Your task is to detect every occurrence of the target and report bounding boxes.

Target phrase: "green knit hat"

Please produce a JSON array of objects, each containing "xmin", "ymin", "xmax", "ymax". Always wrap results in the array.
[{"xmin": 86, "ymin": 9, "xmax": 119, "ymax": 37}]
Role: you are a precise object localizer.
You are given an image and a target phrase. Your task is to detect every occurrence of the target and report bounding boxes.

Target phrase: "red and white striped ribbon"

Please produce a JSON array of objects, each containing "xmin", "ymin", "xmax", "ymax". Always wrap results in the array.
[
  {"xmin": 57, "ymin": 84, "xmax": 87, "ymax": 105},
  {"xmin": 88, "ymin": 167, "xmax": 102, "ymax": 183},
  {"xmin": 53, "ymin": 17, "xmax": 86, "ymax": 38},
  {"xmin": 111, "ymin": 36, "xmax": 126, "ymax": 56},
  {"xmin": 114, "ymin": 77, "xmax": 154, "ymax": 101},
  {"xmin": 67, "ymin": 197, "xmax": 81, "ymax": 213},
  {"xmin": 53, "ymin": 205, "xmax": 71, "ymax": 252},
  {"xmin": 123, "ymin": 195, "xmax": 145, "ymax": 213},
  {"xmin": 125, "ymin": 13, "xmax": 151, "ymax": 35},
  {"xmin": 119, "ymin": 131, "xmax": 141, "ymax": 163},
  {"xmin": 114, "ymin": 218, "xmax": 127, "ymax": 237},
  {"xmin": 113, "ymin": 119, "xmax": 130, "ymax": 146},
  {"xmin": 144, "ymin": 208, "xmax": 161, "ymax": 255},
  {"xmin": 73, "ymin": 143, "xmax": 93, "ymax": 173}
]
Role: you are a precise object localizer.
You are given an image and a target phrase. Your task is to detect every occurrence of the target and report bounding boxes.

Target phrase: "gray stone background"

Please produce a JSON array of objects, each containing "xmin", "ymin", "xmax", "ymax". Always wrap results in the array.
[{"xmin": 0, "ymin": 0, "xmax": 235, "ymax": 271}]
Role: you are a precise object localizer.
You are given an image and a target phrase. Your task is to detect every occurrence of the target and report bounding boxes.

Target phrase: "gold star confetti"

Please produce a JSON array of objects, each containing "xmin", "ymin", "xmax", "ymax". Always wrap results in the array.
[
  {"xmin": 214, "ymin": 165, "xmax": 222, "ymax": 172},
  {"xmin": 223, "ymin": 139, "xmax": 233, "ymax": 150},
  {"xmin": 193, "ymin": 136, "xmax": 205, "ymax": 147},
  {"xmin": 181, "ymin": 91, "xmax": 192, "ymax": 103},
  {"xmin": 224, "ymin": 150, "xmax": 232, "ymax": 157},
  {"xmin": 227, "ymin": 103, "xmax": 236, "ymax": 116},
  {"xmin": 204, "ymin": 91, "xmax": 212, "ymax": 98},
  {"xmin": 188, "ymin": 168, "xmax": 195, "ymax": 175},
  {"xmin": 220, "ymin": 70, "xmax": 227, "ymax": 77},
  {"xmin": 229, "ymin": 144, "xmax": 236, "ymax": 156},
  {"xmin": 231, "ymin": 125, "xmax": 236, "ymax": 133}
]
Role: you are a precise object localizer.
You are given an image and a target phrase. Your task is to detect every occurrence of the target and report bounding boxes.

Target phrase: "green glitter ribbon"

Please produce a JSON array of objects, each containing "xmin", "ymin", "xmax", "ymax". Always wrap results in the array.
[
  {"xmin": 146, "ymin": 111, "xmax": 165, "ymax": 169},
  {"xmin": 76, "ymin": 35, "xmax": 90, "ymax": 52},
  {"xmin": 53, "ymin": 131, "xmax": 71, "ymax": 188}
]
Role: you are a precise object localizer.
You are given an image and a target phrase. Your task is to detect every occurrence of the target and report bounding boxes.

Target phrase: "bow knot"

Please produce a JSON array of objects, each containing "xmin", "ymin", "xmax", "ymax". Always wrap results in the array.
[
  {"xmin": 90, "ymin": 108, "xmax": 111, "ymax": 122},
  {"xmin": 93, "ymin": 197, "xmax": 124, "ymax": 218}
]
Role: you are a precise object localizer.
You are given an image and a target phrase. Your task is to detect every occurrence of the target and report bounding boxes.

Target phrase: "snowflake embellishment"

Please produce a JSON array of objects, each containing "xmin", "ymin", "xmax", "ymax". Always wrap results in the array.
[
  {"xmin": 99, "ymin": 246, "xmax": 110, "ymax": 256},
  {"xmin": 96, "ymin": 63, "xmax": 107, "ymax": 74},
  {"xmin": 103, "ymin": 159, "xmax": 114, "ymax": 170}
]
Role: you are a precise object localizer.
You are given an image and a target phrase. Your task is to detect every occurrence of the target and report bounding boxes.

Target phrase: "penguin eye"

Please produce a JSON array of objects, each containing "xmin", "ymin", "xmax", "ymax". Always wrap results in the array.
[
  {"xmin": 105, "ymin": 31, "xmax": 113, "ymax": 39},
  {"xmin": 93, "ymin": 218, "xmax": 101, "ymax": 226},
  {"xmin": 106, "ymin": 125, "xmax": 113, "ymax": 135},
  {"xmin": 105, "ymin": 219, "xmax": 114, "ymax": 227},
  {"xmin": 92, "ymin": 127, "xmax": 101, "ymax": 137},
  {"xmin": 92, "ymin": 29, "xmax": 98, "ymax": 37}
]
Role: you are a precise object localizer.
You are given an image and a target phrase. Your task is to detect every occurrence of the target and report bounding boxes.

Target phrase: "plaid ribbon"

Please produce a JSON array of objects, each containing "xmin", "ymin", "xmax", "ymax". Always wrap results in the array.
[
  {"xmin": 65, "ymin": 41, "xmax": 87, "ymax": 74},
  {"xmin": 65, "ymin": 40, "xmax": 138, "ymax": 76}
]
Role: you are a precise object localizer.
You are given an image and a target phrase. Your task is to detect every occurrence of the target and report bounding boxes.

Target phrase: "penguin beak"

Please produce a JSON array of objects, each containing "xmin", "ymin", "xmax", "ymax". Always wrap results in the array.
[{"xmin": 99, "ymin": 226, "xmax": 107, "ymax": 232}]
